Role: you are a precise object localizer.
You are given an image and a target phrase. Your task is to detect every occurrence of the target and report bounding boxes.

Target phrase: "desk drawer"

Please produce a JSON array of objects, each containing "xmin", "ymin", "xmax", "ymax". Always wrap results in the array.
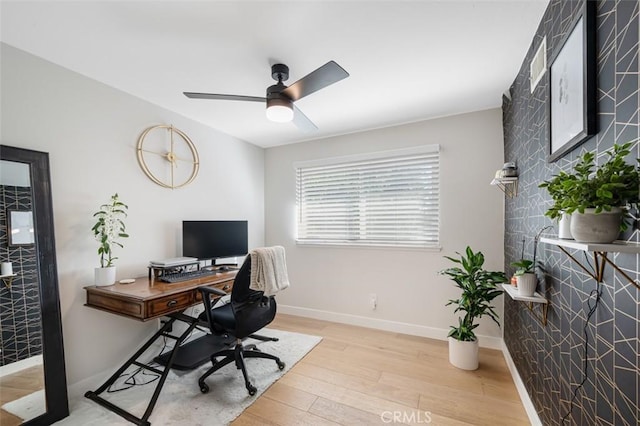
[
  {"xmin": 87, "ymin": 293, "xmax": 144, "ymax": 319},
  {"xmin": 194, "ymin": 280, "xmax": 233, "ymax": 302},
  {"xmin": 148, "ymin": 292, "xmax": 194, "ymax": 317}
]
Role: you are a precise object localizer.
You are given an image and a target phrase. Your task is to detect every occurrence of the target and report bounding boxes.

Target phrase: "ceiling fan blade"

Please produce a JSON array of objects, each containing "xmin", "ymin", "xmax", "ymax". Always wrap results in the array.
[
  {"xmin": 183, "ymin": 92, "xmax": 266, "ymax": 102},
  {"xmin": 292, "ymin": 104, "xmax": 318, "ymax": 133},
  {"xmin": 281, "ymin": 61, "xmax": 349, "ymax": 101}
]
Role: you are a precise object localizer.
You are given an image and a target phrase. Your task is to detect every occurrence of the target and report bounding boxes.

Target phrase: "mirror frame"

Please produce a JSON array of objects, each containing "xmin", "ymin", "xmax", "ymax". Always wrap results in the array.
[{"xmin": 1, "ymin": 145, "xmax": 69, "ymax": 425}]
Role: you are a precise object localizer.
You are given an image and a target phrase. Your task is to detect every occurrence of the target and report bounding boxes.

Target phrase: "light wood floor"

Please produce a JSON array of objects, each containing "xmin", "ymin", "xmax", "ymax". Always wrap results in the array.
[
  {"xmin": 233, "ymin": 314, "xmax": 530, "ymax": 426},
  {"xmin": 0, "ymin": 365, "xmax": 45, "ymax": 426}
]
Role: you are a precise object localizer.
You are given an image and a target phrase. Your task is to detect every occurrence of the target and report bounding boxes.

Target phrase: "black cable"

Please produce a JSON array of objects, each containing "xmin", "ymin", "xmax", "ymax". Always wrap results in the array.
[
  {"xmin": 532, "ymin": 226, "xmax": 554, "ymax": 272},
  {"xmin": 561, "ymin": 285, "xmax": 601, "ymax": 424},
  {"xmin": 105, "ymin": 313, "xmax": 213, "ymax": 393},
  {"xmin": 107, "ymin": 334, "xmax": 169, "ymax": 393},
  {"xmin": 106, "ymin": 365, "xmax": 161, "ymax": 393},
  {"xmin": 582, "ymin": 252, "xmax": 595, "ymax": 276}
]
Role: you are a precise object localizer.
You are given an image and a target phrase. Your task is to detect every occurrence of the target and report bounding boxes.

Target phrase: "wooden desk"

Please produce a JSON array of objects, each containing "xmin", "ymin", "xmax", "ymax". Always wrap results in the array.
[
  {"xmin": 83, "ymin": 270, "xmax": 237, "ymax": 426},
  {"xmin": 84, "ymin": 270, "xmax": 236, "ymax": 321}
]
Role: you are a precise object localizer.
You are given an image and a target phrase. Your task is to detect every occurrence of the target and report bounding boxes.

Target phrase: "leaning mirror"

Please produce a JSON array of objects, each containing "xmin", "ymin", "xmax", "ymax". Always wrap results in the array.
[{"xmin": 0, "ymin": 146, "xmax": 69, "ymax": 425}]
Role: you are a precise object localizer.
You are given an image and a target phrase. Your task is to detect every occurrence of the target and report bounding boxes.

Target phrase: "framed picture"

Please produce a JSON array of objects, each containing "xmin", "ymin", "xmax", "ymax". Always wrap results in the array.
[
  {"xmin": 7, "ymin": 210, "xmax": 35, "ymax": 246},
  {"xmin": 547, "ymin": 1, "xmax": 596, "ymax": 162}
]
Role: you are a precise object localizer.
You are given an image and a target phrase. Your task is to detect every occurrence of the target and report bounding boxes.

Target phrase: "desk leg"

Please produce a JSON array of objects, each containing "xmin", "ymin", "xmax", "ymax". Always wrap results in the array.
[{"xmin": 85, "ymin": 315, "xmax": 199, "ymax": 426}]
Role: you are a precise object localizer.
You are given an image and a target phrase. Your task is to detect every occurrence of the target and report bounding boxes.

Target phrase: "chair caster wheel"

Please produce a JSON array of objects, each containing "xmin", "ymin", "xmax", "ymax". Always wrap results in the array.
[
  {"xmin": 277, "ymin": 361, "xmax": 285, "ymax": 370},
  {"xmin": 247, "ymin": 384, "xmax": 257, "ymax": 396},
  {"xmin": 199, "ymin": 382, "xmax": 209, "ymax": 394}
]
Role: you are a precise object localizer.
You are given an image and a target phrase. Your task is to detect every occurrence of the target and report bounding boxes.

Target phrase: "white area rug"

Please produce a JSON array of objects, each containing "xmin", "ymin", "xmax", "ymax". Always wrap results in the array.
[
  {"xmin": 1, "ymin": 390, "xmax": 44, "ymax": 422},
  {"xmin": 3, "ymin": 329, "xmax": 321, "ymax": 425}
]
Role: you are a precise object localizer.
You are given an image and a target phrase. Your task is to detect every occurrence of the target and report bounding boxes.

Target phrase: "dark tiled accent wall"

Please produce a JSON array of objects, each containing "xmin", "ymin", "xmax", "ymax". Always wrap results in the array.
[
  {"xmin": 0, "ymin": 185, "xmax": 41, "ymax": 365},
  {"xmin": 503, "ymin": 1, "xmax": 639, "ymax": 425}
]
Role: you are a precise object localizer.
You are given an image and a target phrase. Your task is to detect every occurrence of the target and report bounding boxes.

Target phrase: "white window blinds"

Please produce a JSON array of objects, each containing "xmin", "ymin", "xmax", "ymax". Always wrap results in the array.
[{"xmin": 295, "ymin": 145, "xmax": 440, "ymax": 248}]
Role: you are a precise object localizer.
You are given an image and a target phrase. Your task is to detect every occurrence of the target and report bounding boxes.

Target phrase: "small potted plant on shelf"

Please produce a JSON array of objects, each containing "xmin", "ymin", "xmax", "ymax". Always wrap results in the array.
[
  {"xmin": 539, "ymin": 142, "xmax": 640, "ymax": 243},
  {"xmin": 92, "ymin": 193, "xmax": 129, "ymax": 286},
  {"xmin": 439, "ymin": 247, "xmax": 506, "ymax": 370},
  {"xmin": 510, "ymin": 259, "xmax": 537, "ymax": 297}
]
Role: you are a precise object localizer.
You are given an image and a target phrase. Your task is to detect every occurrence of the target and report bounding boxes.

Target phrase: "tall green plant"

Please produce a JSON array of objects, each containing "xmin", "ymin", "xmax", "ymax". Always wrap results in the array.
[
  {"xmin": 439, "ymin": 247, "xmax": 506, "ymax": 342},
  {"xmin": 91, "ymin": 193, "xmax": 129, "ymax": 268},
  {"xmin": 539, "ymin": 142, "xmax": 640, "ymax": 230}
]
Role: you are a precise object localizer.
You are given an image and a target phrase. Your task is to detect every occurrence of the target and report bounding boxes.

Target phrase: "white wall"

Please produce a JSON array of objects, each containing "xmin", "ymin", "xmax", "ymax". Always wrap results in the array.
[
  {"xmin": 0, "ymin": 44, "xmax": 265, "ymax": 384},
  {"xmin": 265, "ymin": 110, "xmax": 506, "ymax": 344}
]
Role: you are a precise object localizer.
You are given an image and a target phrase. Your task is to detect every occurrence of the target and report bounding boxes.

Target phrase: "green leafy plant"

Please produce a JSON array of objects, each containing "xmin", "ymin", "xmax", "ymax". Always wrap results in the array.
[
  {"xmin": 511, "ymin": 259, "xmax": 533, "ymax": 276},
  {"xmin": 539, "ymin": 142, "xmax": 640, "ymax": 230},
  {"xmin": 91, "ymin": 193, "xmax": 129, "ymax": 268},
  {"xmin": 439, "ymin": 247, "xmax": 507, "ymax": 342}
]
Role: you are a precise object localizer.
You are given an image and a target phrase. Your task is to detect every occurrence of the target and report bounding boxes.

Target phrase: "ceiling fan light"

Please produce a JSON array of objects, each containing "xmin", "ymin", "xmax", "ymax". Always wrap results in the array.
[{"xmin": 266, "ymin": 99, "xmax": 293, "ymax": 123}]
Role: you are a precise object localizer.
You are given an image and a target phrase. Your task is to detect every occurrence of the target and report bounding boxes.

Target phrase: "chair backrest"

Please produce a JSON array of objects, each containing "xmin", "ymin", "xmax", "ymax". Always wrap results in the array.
[
  {"xmin": 230, "ymin": 256, "xmax": 259, "ymax": 304},
  {"xmin": 230, "ymin": 256, "xmax": 277, "ymax": 338}
]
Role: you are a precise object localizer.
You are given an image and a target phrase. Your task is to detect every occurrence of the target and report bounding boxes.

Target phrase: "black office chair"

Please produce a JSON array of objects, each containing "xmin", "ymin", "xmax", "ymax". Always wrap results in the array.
[{"xmin": 197, "ymin": 256, "xmax": 285, "ymax": 396}]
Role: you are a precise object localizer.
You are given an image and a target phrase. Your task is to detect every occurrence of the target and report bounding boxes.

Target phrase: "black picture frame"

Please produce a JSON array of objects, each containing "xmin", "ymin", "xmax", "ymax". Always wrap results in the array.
[
  {"xmin": 7, "ymin": 209, "xmax": 36, "ymax": 246},
  {"xmin": 547, "ymin": 0, "xmax": 597, "ymax": 162}
]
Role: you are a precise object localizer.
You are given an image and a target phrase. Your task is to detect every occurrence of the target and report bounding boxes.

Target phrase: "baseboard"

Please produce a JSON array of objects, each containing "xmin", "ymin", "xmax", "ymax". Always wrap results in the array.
[
  {"xmin": 501, "ymin": 340, "xmax": 542, "ymax": 426},
  {"xmin": 278, "ymin": 304, "xmax": 503, "ymax": 349}
]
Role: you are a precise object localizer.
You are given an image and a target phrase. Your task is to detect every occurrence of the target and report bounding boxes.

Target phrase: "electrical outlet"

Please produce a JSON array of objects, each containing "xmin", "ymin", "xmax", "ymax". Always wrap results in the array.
[
  {"xmin": 191, "ymin": 305, "xmax": 205, "ymax": 318},
  {"xmin": 369, "ymin": 293, "xmax": 377, "ymax": 310}
]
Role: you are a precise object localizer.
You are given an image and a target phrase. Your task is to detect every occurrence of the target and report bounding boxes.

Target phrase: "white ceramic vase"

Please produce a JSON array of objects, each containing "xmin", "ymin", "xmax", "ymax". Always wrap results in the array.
[
  {"xmin": 448, "ymin": 336, "xmax": 479, "ymax": 370},
  {"xmin": 517, "ymin": 273, "xmax": 537, "ymax": 297},
  {"xmin": 95, "ymin": 266, "xmax": 116, "ymax": 286},
  {"xmin": 570, "ymin": 208, "xmax": 622, "ymax": 243},
  {"xmin": 558, "ymin": 213, "xmax": 573, "ymax": 239}
]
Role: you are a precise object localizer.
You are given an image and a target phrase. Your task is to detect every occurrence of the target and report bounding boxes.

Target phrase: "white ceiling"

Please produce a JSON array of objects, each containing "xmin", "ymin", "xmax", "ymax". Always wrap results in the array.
[{"xmin": 1, "ymin": 0, "xmax": 549, "ymax": 148}]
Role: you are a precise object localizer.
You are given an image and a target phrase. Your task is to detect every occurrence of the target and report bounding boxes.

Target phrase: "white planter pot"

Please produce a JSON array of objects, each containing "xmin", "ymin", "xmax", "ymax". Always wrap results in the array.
[
  {"xmin": 448, "ymin": 336, "xmax": 479, "ymax": 370},
  {"xmin": 516, "ymin": 273, "xmax": 537, "ymax": 297},
  {"xmin": 95, "ymin": 266, "xmax": 116, "ymax": 286},
  {"xmin": 558, "ymin": 213, "xmax": 573, "ymax": 239},
  {"xmin": 570, "ymin": 208, "xmax": 622, "ymax": 243}
]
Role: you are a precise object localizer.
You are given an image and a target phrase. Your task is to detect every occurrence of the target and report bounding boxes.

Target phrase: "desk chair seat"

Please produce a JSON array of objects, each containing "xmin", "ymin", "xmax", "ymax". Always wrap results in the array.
[{"xmin": 197, "ymin": 256, "xmax": 285, "ymax": 396}]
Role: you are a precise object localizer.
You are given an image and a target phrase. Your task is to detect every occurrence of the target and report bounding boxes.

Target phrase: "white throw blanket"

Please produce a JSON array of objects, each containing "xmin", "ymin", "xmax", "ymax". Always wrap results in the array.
[{"xmin": 249, "ymin": 246, "xmax": 290, "ymax": 296}]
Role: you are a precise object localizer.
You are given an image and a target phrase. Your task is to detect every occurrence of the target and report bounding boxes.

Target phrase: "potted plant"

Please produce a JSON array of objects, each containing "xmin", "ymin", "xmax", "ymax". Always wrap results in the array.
[
  {"xmin": 510, "ymin": 259, "xmax": 537, "ymax": 297},
  {"xmin": 539, "ymin": 142, "xmax": 640, "ymax": 243},
  {"xmin": 439, "ymin": 247, "xmax": 507, "ymax": 370},
  {"xmin": 91, "ymin": 193, "xmax": 129, "ymax": 286}
]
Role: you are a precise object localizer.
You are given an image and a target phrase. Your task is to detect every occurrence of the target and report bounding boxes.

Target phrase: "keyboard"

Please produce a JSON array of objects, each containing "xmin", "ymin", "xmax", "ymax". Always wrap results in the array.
[{"xmin": 159, "ymin": 269, "xmax": 218, "ymax": 283}]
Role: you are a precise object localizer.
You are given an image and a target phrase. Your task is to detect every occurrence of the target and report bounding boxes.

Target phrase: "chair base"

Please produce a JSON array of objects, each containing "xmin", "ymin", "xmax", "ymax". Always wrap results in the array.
[
  {"xmin": 249, "ymin": 333, "xmax": 279, "ymax": 342},
  {"xmin": 198, "ymin": 340, "xmax": 285, "ymax": 396}
]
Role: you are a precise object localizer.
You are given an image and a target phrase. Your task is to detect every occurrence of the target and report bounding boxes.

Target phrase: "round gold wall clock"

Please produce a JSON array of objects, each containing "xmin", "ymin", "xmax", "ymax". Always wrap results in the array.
[{"xmin": 136, "ymin": 124, "xmax": 199, "ymax": 189}]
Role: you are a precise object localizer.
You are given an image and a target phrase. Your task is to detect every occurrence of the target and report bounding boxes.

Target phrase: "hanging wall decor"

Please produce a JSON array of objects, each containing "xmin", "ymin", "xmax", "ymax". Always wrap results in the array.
[
  {"xmin": 547, "ymin": 1, "xmax": 596, "ymax": 162},
  {"xmin": 136, "ymin": 124, "xmax": 200, "ymax": 189}
]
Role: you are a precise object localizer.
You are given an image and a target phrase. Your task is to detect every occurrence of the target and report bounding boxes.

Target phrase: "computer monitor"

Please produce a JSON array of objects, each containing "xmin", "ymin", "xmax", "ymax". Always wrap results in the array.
[{"xmin": 182, "ymin": 220, "xmax": 248, "ymax": 263}]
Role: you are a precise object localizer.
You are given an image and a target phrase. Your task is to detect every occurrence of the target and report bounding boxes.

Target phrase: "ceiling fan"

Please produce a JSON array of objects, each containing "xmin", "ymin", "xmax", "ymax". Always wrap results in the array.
[{"xmin": 184, "ymin": 61, "xmax": 349, "ymax": 132}]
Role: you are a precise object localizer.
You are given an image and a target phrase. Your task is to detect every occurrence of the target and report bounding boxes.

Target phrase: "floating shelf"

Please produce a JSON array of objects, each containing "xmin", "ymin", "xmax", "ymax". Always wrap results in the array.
[
  {"xmin": 501, "ymin": 284, "xmax": 549, "ymax": 326},
  {"xmin": 0, "ymin": 273, "xmax": 17, "ymax": 289},
  {"xmin": 490, "ymin": 177, "xmax": 518, "ymax": 198},
  {"xmin": 540, "ymin": 237, "xmax": 640, "ymax": 290}
]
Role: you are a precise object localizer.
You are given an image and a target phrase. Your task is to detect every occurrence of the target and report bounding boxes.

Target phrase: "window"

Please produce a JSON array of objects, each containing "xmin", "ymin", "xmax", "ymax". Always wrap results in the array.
[{"xmin": 295, "ymin": 145, "xmax": 440, "ymax": 249}]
